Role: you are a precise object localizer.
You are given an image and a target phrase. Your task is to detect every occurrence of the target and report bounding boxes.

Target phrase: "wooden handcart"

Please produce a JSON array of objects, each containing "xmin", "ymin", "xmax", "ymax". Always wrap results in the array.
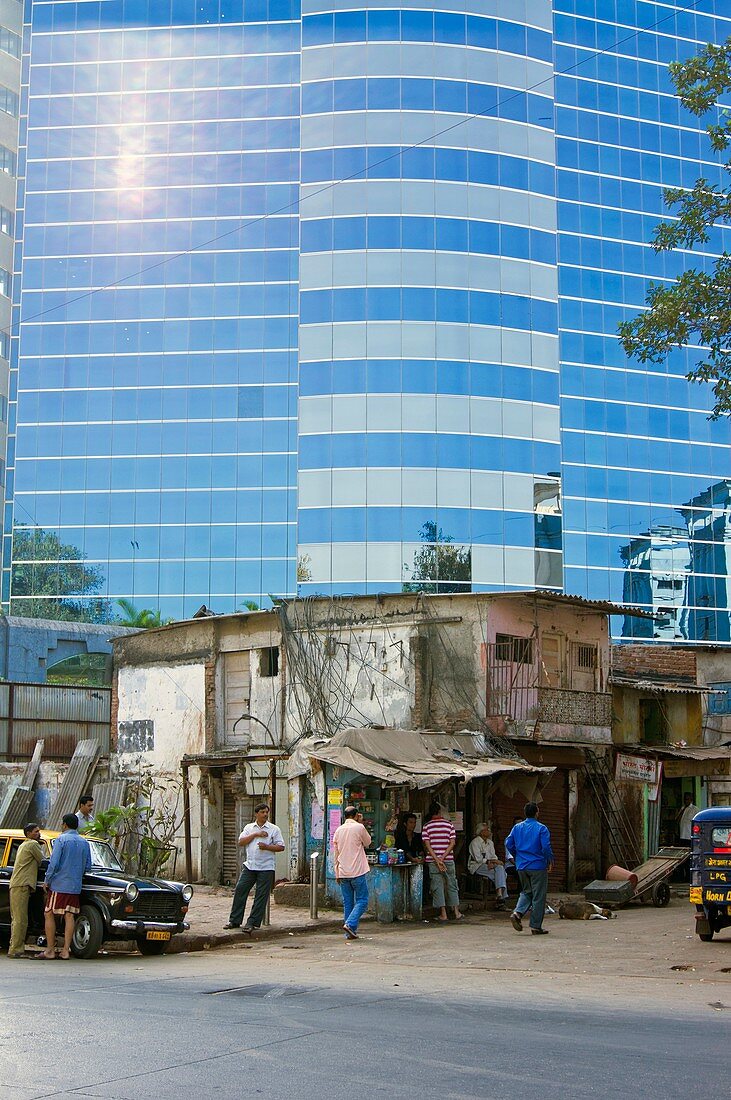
[
  {"xmin": 630, "ymin": 846, "xmax": 691, "ymax": 907},
  {"xmin": 584, "ymin": 846, "xmax": 691, "ymax": 909}
]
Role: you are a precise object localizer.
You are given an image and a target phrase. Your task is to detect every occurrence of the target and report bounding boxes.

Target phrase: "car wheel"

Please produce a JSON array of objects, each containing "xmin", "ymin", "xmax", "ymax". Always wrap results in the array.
[
  {"xmin": 71, "ymin": 905, "xmax": 104, "ymax": 959},
  {"xmin": 137, "ymin": 937, "xmax": 169, "ymax": 956}
]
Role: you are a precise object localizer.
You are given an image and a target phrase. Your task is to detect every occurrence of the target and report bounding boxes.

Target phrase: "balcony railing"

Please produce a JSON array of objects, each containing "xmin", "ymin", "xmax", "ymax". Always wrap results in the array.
[
  {"xmin": 486, "ymin": 685, "xmax": 612, "ymax": 728},
  {"xmin": 535, "ymin": 688, "xmax": 612, "ymax": 727}
]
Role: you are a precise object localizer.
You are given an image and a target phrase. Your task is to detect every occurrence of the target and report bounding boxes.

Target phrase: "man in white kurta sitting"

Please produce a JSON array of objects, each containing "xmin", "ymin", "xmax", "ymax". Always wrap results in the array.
[{"xmin": 468, "ymin": 823, "xmax": 509, "ymax": 908}]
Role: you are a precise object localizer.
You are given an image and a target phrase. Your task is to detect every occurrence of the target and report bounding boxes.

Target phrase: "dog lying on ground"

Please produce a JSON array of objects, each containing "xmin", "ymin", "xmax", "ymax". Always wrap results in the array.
[{"xmin": 558, "ymin": 900, "xmax": 616, "ymax": 921}]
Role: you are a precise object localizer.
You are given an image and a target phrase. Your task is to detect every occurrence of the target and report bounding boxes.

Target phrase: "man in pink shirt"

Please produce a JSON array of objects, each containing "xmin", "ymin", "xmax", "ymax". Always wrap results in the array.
[{"xmin": 332, "ymin": 805, "xmax": 371, "ymax": 939}]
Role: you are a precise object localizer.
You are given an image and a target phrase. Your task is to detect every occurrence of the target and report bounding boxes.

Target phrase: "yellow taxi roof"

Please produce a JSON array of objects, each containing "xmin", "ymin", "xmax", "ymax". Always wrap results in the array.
[{"xmin": 0, "ymin": 828, "xmax": 60, "ymax": 841}]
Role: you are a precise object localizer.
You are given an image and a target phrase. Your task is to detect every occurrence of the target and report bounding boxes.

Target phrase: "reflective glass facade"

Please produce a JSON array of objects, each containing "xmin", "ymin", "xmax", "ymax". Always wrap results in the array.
[{"xmin": 4, "ymin": 0, "xmax": 731, "ymax": 637}]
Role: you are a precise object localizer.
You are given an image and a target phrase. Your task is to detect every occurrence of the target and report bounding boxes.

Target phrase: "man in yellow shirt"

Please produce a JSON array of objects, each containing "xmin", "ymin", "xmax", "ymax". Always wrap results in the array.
[{"xmin": 8, "ymin": 823, "xmax": 44, "ymax": 958}]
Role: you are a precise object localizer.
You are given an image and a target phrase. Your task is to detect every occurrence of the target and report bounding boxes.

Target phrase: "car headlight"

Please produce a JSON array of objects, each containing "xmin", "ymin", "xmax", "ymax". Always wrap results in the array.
[
  {"xmin": 125, "ymin": 882, "xmax": 139, "ymax": 902},
  {"xmin": 181, "ymin": 885, "xmax": 194, "ymax": 903}
]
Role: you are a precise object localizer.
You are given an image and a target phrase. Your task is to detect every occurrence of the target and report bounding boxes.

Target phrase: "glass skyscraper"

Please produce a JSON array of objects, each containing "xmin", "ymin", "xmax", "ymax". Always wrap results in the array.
[
  {"xmin": 3, "ymin": 0, "xmax": 731, "ymax": 639},
  {"xmin": 0, "ymin": 0, "xmax": 22, "ymax": 532}
]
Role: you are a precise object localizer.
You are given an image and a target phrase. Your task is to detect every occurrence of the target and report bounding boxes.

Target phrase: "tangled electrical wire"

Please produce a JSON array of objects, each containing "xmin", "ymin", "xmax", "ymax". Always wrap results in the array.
[{"xmin": 277, "ymin": 593, "xmax": 519, "ymax": 759}]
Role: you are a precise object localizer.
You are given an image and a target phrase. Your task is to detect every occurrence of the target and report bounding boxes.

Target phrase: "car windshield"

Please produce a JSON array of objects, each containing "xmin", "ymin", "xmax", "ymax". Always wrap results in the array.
[
  {"xmin": 87, "ymin": 840, "xmax": 125, "ymax": 870},
  {"xmin": 711, "ymin": 827, "xmax": 731, "ymax": 848},
  {"xmin": 49, "ymin": 835, "xmax": 124, "ymax": 871}
]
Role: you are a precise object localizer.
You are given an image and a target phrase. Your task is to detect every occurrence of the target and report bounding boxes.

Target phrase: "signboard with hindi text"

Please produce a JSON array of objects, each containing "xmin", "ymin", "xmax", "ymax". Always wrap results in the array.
[{"xmin": 615, "ymin": 752, "xmax": 662, "ymax": 800}]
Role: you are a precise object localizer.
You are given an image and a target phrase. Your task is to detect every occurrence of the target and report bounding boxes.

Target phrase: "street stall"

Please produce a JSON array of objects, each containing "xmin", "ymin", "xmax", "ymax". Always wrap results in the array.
[{"xmin": 288, "ymin": 727, "xmax": 554, "ymax": 922}]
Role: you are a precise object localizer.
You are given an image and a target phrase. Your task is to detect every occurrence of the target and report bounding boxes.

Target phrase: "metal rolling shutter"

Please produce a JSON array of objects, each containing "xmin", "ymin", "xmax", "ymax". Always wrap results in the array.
[
  {"xmin": 536, "ymin": 771, "xmax": 568, "ymax": 890},
  {"xmin": 492, "ymin": 770, "xmax": 568, "ymax": 890},
  {"xmin": 222, "ymin": 773, "xmax": 254, "ymax": 887}
]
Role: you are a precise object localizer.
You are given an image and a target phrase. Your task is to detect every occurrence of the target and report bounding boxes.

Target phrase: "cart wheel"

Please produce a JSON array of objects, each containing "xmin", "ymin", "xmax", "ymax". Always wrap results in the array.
[
  {"xmin": 651, "ymin": 881, "xmax": 671, "ymax": 908},
  {"xmin": 698, "ymin": 931, "xmax": 714, "ymax": 942}
]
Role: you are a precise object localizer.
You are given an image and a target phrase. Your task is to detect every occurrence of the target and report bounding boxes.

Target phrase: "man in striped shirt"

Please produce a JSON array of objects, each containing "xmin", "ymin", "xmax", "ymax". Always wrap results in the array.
[{"xmin": 421, "ymin": 802, "xmax": 463, "ymax": 923}]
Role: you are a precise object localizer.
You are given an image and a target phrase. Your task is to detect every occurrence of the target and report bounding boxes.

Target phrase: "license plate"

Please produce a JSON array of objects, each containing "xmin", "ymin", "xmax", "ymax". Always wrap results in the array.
[{"xmin": 146, "ymin": 930, "xmax": 171, "ymax": 941}]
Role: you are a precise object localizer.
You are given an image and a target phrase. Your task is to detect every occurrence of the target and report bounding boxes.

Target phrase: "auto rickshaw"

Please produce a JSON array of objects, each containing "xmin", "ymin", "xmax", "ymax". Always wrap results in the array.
[{"xmin": 689, "ymin": 806, "xmax": 731, "ymax": 941}]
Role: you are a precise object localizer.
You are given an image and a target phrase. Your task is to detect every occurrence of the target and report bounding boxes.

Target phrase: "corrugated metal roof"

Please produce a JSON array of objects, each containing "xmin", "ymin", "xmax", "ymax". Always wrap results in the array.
[
  {"xmin": 628, "ymin": 744, "xmax": 731, "ymax": 763},
  {"xmin": 11, "ymin": 684, "xmax": 110, "ymax": 723},
  {"xmin": 92, "ymin": 779, "xmax": 128, "ymax": 814},
  {"xmin": 610, "ymin": 677, "xmax": 707, "ymax": 695},
  {"xmin": 47, "ymin": 739, "xmax": 102, "ymax": 829},
  {"xmin": 494, "ymin": 590, "xmax": 656, "ymax": 618},
  {"xmin": 113, "ymin": 589, "xmax": 654, "ymax": 642},
  {"xmin": 0, "ymin": 787, "xmax": 34, "ymax": 828}
]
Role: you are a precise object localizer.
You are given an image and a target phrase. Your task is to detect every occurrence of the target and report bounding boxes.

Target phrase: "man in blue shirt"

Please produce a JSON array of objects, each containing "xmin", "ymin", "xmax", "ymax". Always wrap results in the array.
[
  {"xmin": 505, "ymin": 802, "xmax": 554, "ymax": 936},
  {"xmin": 40, "ymin": 813, "xmax": 92, "ymax": 959}
]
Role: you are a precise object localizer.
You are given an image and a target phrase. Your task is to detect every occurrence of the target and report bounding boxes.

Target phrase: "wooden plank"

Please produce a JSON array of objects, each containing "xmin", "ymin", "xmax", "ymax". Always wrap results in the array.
[
  {"xmin": 632, "ymin": 847, "xmax": 689, "ymax": 891},
  {"xmin": 47, "ymin": 739, "xmax": 102, "ymax": 829}
]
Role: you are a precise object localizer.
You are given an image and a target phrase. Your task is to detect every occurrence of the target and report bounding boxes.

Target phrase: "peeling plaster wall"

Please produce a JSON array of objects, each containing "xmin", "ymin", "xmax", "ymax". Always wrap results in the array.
[
  {"xmin": 284, "ymin": 620, "xmax": 414, "ymax": 743},
  {"xmin": 116, "ymin": 663, "xmax": 205, "ymax": 770},
  {"xmin": 612, "ymin": 688, "xmax": 700, "ymax": 746},
  {"xmin": 115, "ymin": 663, "xmax": 206, "ymax": 878}
]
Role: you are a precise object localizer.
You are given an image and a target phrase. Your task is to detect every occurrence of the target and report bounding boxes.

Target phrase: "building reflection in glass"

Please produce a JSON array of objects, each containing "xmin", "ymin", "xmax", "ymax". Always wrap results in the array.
[{"xmin": 620, "ymin": 480, "xmax": 731, "ymax": 642}]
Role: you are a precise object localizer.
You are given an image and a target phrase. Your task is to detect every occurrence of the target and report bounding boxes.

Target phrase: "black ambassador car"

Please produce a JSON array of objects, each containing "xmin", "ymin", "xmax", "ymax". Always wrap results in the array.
[{"xmin": 0, "ymin": 829, "xmax": 193, "ymax": 958}]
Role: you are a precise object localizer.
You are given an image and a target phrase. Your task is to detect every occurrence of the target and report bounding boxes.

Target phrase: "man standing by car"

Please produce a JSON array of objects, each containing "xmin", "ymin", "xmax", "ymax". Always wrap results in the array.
[
  {"xmin": 40, "ymin": 813, "xmax": 91, "ymax": 960},
  {"xmin": 76, "ymin": 794, "xmax": 95, "ymax": 833},
  {"xmin": 224, "ymin": 804, "xmax": 285, "ymax": 935},
  {"xmin": 7, "ymin": 823, "xmax": 44, "ymax": 958},
  {"xmin": 506, "ymin": 802, "xmax": 554, "ymax": 936}
]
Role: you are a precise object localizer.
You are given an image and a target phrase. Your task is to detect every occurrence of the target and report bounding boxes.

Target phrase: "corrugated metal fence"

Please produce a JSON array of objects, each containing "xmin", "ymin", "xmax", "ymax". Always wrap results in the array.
[{"xmin": 0, "ymin": 682, "xmax": 111, "ymax": 759}]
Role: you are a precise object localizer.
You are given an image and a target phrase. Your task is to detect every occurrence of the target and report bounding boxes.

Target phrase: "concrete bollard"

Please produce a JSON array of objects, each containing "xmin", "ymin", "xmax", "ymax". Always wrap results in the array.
[{"xmin": 310, "ymin": 851, "xmax": 319, "ymax": 919}]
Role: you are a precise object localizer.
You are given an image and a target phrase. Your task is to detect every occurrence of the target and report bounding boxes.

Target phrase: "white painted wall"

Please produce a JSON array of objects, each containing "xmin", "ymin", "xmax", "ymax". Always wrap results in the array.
[
  {"xmin": 116, "ymin": 663, "xmax": 205, "ymax": 771},
  {"xmin": 116, "ymin": 663, "xmax": 206, "ymax": 879}
]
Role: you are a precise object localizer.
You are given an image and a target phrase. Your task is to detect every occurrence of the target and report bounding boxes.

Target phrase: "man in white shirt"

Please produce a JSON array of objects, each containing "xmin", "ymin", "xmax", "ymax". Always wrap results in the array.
[
  {"xmin": 76, "ymin": 794, "xmax": 95, "ymax": 833},
  {"xmin": 677, "ymin": 792, "xmax": 700, "ymax": 845},
  {"xmin": 468, "ymin": 823, "xmax": 509, "ymax": 907},
  {"xmin": 224, "ymin": 803, "xmax": 285, "ymax": 934}
]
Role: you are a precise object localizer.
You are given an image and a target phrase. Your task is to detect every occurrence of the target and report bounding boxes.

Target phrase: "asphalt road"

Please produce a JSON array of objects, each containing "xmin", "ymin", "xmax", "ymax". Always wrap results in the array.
[{"xmin": 0, "ymin": 926, "xmax": 726, "ymax": 1100}]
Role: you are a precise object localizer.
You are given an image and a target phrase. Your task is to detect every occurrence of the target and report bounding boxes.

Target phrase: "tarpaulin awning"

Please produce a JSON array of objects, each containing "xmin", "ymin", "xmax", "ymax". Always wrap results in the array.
[
  {"xmin": 287, "ymin": 727, "xmax": 554, "ymax": 790},
  {"xmin": 624, "ymin": 743, "xmax": 731, "ymax": 778}
]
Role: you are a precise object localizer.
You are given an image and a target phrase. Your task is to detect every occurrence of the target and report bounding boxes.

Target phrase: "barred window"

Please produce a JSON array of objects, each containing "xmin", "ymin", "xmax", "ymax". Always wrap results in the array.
[
  {"xmin": 575, "ymin": 643, "xmax": 597, "ymax": 670},
  {"xmin": 495, "ymin": 633, "xmax": 533, "ymax": 664}
]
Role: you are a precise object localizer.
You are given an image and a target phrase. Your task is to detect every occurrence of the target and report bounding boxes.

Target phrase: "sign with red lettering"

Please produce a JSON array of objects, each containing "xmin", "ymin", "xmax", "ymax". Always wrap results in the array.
[{"xmin": 615, "ymin": 753, "xmax": 662, "ymax": 800}]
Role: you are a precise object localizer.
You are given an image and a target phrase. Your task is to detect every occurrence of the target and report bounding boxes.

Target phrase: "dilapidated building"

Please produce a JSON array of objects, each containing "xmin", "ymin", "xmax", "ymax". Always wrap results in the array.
[
  {"xmin": 110, "ymin": 591, "xmax": 652, "ymax": 889},
  {"xmin": 610, "ymin": 643, "xmax": 731, "ymax": 856},
  {"xmin": 110, "ymin": 592, "xmax": 731, "ymax": 891},
  {"xmin": 111, "ymin": 610, "xmax": 287, "ymax": 884}
]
